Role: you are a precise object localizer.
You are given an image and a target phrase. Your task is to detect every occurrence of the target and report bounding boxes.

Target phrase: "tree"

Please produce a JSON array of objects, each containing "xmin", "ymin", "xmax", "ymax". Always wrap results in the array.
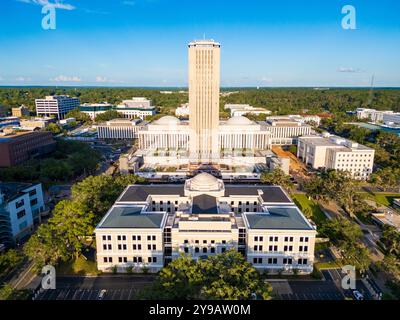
[
  {"xmin": 260, "ymin": 168, "xmax": 294, "ymax": 193},
  {"xmin": 381, "ymin": 225, "xmax": 400, "ymax": 257},
  {"xmin": 66, "ymin": 109, "xmax": 91, "ymax": 124},
  {"xmin": 40, "ymin": 158, "xmax": 73, "ymax": 181},
  {"xmin": 95, "ymin": 110, "xmax": 123, "ymax": 122},
  {"xmin": 71, "ymin": 174, "xmax": 146, "ymax": 222},
  {"xmin": 321, "ymin": 218, "xmax": 370, "ymax": 271},
  {"xmin": 0, "ymin": 284, "xmax": 31, "ymax": 301},
  {"xmin": 24, "ymin": 223, "xmax": 70, "ymax": 270},
  {"xmin": 50, "ymin": 200, "xmax": 95, "ymax": 258},
  {"xmin": 304, "ymin": 170, "xmax": 364, "ymax": 218},
  {"xmin": 0, "ymin": 250, "xmax": 24, "ymax": 277},
  {"xmin": 140, "ymin": 250, "xmax": 272, "ymax": 300},
  {"xmin": 370, "ymin": 168, "xmax": 400, "ymax": 192},
  {"xmin": 46, "ymin": 122, "xmax": 63, "ymax": 135}
]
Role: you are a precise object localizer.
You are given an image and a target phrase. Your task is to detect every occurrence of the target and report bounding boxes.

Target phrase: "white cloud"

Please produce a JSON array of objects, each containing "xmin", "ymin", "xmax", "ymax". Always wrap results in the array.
[
  {"xmin": 0, "ymin": 76, "xmax": 4, "ymax": 81},
  {"xmin": 260, "ymin": 76, "xmax": 273, "ymax": 83},
  {"xmin": 52, "ymin": 75, "xmax": 81, "ymax": 82},
  {"xmin": 338, "ymin": 67, "xmax": 365, "ymax": 73},
  {"xmin": 122, "ymin": 1, "xmax": 135, "ymax": 6},
  {"xmin": 84, "ymin": 9, "xmax": 110, "ymax": 15},
  {"xmin": 16, "ymin": 0, "xmax": 76, "ymax": 10},
  {"xmin": 16, "ymin": 76, "xmax": 32, "ymax": 81},
  {"xmin": 95, "ymin": 76, "xmax": 108, "ymax": 83}
]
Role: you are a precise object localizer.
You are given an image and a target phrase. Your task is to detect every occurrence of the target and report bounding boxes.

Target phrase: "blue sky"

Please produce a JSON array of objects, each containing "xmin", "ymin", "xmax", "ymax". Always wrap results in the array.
[{"xmin": 0, "ymin": 0, "xmax": 399, "ymax": 87}]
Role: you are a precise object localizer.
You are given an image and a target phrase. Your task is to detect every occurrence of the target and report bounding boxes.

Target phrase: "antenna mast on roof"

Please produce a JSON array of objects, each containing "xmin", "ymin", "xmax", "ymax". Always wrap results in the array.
[{"xmin": 366, "ymin": 74, "xmax": 375, "ymax": 107}]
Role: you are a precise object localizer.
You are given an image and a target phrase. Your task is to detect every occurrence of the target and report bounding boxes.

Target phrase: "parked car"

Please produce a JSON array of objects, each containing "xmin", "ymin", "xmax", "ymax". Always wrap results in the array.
[
  {"xmin": 97, "ymin": 289, "xmax": 107, "ymax": 300},
  {"xmin": 352, "ymin": 290, "xmax": 364, "ymax": 300}
]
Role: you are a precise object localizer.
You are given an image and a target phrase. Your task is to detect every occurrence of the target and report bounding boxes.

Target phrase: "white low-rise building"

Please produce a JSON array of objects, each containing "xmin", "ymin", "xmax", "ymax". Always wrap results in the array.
[
  {"xmin": 115, "ymin": 97, "xmax": 156, "ymax": 120},
  {"xmin": 95, "ymin": 173, "xmax": 316, "ymax": 274},
  {"xmin": 382, "ymin": 112, "xmax": 400, "ymax": 126},
  {"xmin": 297, "ymin": 134, "xmax": 375, "ymax": 179},
  {"xmin": 355, "ymin": 108, "xmax": 399, "ymax": 124},
  {"xmin": 97, "ymin": 119, "xmax": 146, "ymax": 140},
  {"xmin": 0, "ymin": 183, "xmax": 45, "ymax": 247},
  {"xmin": 225, "ymin": 104, "xmax": 271, "ymax": 117},
  {"xmin": 265, "ymin": 118, "xmax": 313, "ymax": 145},
  {"xmin": 80, "ymin": 103, "xmax": 113, "ymax": 120},
  {"xmin": 175, "ymin": 103, "xmax": 190, "ymax": 117}
]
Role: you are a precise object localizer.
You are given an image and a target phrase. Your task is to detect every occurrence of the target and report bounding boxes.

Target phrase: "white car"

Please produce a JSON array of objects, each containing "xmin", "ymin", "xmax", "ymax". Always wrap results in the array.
[
  {"xmin": 97, "ymin": 289, "xmax": 107, "ymax": 300},
  {"xmin": 352, "ymin": 290, "xmax": 364, "ymax": 300}
]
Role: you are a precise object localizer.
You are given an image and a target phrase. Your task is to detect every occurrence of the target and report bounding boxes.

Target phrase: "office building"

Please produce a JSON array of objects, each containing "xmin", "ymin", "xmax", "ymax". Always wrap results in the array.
[
  {"xmin": 35, "ymin": 95, "xmax": 80, "ymax": 119},
  {"xmin": 95, "ymin": 173, "xmax": 316, "ymax": 274},
  {"xmin": 133, "ymin": 40, "xmax": 314, "ymax": 174},
  {"xmin": 0, "ymin": 131, "xmax": 56, "ymax": 167},
  {"xmin": 297, "ymin": 134, "xmax": 375, "ymax": 179},
  {"xmin": 11, "ymin": 105, "xmax": 30, "ymax": 118},
  {"xmin": 0, "ymin": 183, "xmax": 45, "ymax": 246},
  {"xmin": 188, "ymin": 40, "xmax": 221, "ymax": 163}
]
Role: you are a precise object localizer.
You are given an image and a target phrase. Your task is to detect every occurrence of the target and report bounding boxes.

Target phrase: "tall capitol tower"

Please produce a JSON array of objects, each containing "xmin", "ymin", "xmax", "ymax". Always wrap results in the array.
[{"xmin": 188, "ymin": 39, "xmax": 221, "ymax": 164}]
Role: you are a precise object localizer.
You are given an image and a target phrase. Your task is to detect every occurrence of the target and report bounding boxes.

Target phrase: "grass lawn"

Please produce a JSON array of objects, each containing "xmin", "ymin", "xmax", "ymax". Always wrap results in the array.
[
  {"xmin": 57, "ymin": 256, "xmax": 101, "ymax": 276},
  {"xmin": 314, "ymin": 260, "xmax": 343, "ymax": 270},
  {"xmin": 292, "ymin": 194, "xmax": 327, "ymax": 226},
  {"xmin": 360, "ymin": 192, "xmax": 400, "ymax": 207}
]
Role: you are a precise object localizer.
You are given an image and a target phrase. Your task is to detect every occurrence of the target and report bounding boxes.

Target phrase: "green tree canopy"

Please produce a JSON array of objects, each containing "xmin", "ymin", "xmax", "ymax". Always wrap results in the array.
[
  {"xmin": 140, "ymin": 250, "xmax": 272, "ymax": 300},
  {"xmin": 260, "ymin": 168, "xmax": 294, "ymax": 193}
]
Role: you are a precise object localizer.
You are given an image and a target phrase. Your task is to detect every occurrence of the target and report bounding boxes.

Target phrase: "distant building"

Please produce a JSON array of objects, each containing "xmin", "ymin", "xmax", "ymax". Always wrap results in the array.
[
  {"xmin": 115, "ymin": 97, "xmax": 156, "ymax": 120},
  {"xmin": 297, "ymin": 134, "xmax": 375, "ymax": 180},
  {"xmin": 0, "ymin": 105, "xmax": 5, "ymax": 117},
  {"xmin": 19, "ymin": 117, "xmax": 55, "ymax": 131},
  {"xmin": 97, "ymin": 119, "xmax": 146, "ymax": 140},
  {"xmin": 80, "ymin": 103, "xmax": 113, "ymax": 120},
  {"xmin": 0, "ymin": 117, "xmax": 20, "ymax": 129},
  {"xmin": 225, "ymin": 104, "xmax": 271, "ymax": 117},
  {"xmin": 382, "ymin": 112, "xmax": 400, "ymax": 126},
  {"xmin": 95, "ymin": 173, "xmax": 316, "ymax": 274},
  {"xmin": 175, "ymin": 103, "xmax": 189, "ymax": 117},
  {"xmin": 35, "ymin": 95, "xmax": 80, "ymax": 119},
  {"xmin": 265, "ymin": 118, "xmax": 313, "ymax": 145},
  {"xmin": 59, "ymin": 117, "xmax": 76, "ymax": 126},
  {"xmin": 0, "ymin": 131, "xmax": 56, "ymax": 167},
  {"xmin": 265, "ymin": 151, "xmax": 290, "ymax": 175},
  {"xmin": 12, "ymin": 105, "xmax": 30, "ymax": 118},
  {"xmin": 355, "ymin": 108, "xmax": 400, "ymax": 125},
  {"xmin": 0, "ymin": 182, "xmax": 45, "ymax": 246},
  {"xmin": 371, "ymin": 210, "xmax": 400, "ymax": 232}
]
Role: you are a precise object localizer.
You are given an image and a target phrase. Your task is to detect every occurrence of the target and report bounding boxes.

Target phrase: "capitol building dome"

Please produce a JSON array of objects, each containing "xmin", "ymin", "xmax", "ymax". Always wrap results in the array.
[
  {"xmin": 186, "ymin": 172, "xmax": 223, "ymax": 192},
  {"xmin": 154, "ymin": 115, "xmax": 181, "ymax": 126},
  {"xmin": 226, "ymin": 116, "xmax": 254, "ymax": 126}
]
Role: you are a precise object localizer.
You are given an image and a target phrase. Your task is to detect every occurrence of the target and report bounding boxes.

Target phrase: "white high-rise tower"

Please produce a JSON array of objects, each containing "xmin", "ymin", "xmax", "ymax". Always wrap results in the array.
[{"xmin": 188, "ymin": 40, "xmax": 221, "ymax": 164}]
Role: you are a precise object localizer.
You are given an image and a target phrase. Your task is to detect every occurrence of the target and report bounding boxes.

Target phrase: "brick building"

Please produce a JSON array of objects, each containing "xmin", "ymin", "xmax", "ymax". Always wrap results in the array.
[{"xmin": 0, "ymin": 132, "xmax": 56, "ymax": 167}]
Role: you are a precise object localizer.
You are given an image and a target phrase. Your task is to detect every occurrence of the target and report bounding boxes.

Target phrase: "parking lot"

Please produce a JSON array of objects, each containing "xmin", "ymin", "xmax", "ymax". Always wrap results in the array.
[
  {"xmin": 33, "ymin": 275, "xmax": 155, "ymax": 300},
  {"xmin": 272, "ymin": 279, "xmax": 344, "ymax": 300},
  {"xmin": 35, "ymin": 288, "xmax": 139, "ymax": 300}
]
